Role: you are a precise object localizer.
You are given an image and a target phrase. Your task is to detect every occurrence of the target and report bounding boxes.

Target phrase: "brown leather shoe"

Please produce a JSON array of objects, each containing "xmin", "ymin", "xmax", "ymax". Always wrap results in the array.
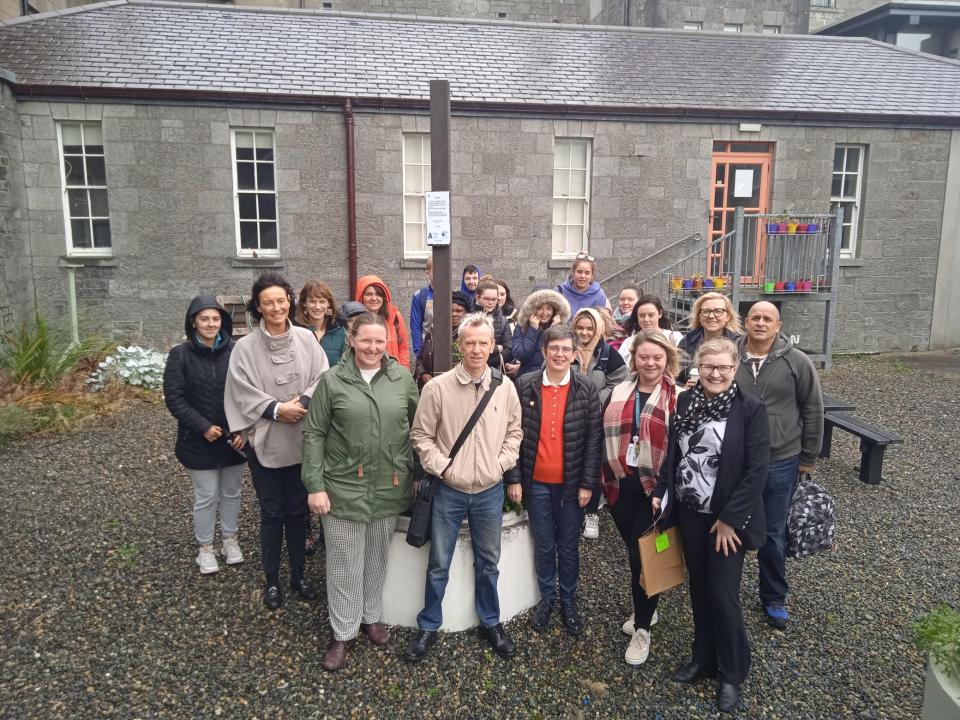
[
  {"xmin": 320, "ymin": 639, "xmax": 354, "ymax": 672},
  {"xmin": 361, "ymin": 622, "xmax": 391, "ymax": 646}
]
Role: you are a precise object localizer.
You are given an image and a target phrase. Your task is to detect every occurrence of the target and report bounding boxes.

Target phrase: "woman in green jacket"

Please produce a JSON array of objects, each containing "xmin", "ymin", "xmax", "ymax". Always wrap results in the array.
[{"xmin": 302, "ymin": 312, "xmax": 419, "ymax": 672}]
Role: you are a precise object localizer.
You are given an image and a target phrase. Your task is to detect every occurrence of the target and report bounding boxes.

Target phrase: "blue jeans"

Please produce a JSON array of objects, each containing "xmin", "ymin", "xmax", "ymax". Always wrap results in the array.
[
  {"xmin": 527, "ymin": 482, "xmax": 583, "ymax": 607},
  {"xmin": 417, "ymin": 482, "xmax": 504, "ymax": 631},
  {"xmin": 758, "ymin": 455, "xmax": 800, "ymax": 606}
]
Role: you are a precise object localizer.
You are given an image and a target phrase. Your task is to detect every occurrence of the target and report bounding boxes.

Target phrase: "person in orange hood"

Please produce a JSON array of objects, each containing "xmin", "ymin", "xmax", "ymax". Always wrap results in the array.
[{"xmin": 355, "ymin": 275, "xmax": 411, "ymax": 370}]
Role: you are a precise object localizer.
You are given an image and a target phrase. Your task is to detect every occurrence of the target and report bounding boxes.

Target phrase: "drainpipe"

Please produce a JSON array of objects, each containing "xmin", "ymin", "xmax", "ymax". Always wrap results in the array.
[
  {"xmin": 344, "ymin": 99, "xmax": 358, "ymax": 296},
  {"xmin": 65, "ymin": 265, "xmax": 80, "ymax": 345},
  {"xmin": 20, "ymin": 0, "xmax": 29, "ymax": 16}
]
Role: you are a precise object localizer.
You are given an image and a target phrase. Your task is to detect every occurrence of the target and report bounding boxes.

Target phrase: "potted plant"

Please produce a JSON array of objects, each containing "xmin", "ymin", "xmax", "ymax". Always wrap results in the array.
[
  {"xmin": 797, "ymin": 223, "xmax": 809, "ymax": 233},
  {"xmin": 703, "ymin": 277, "xmax": 714, "ymax": 289},
  {"xmin": 914, "ymin": 605, "xmax": 960, "ymax": 720},
  {"xmin": 774, "ymin": 281, "xmax": 785, "ymax": 292},
  {"xmin": 671, "ymin": 275, "xmax": 683, "ymax": 291},
  {"xmin": 692, "ymin": 273, "xmax": 704, "ymax": 291},
  {"xmin": 786, "ymin": 220, "xmax": 798, "ymax": 234},
  {"xmin": 712, "ymin": 276, "xmax": 725, "ymax": 289},
  {"xmin": 682, "ymin": 277, "xmax": 694, "ymax": 290},
  {"xmin": 784, "ymin": 281, "xmax": 797, "ymax": 292},
  {"xmin": 807, "ymin": 222, "xmax": 820, "ymax": 234},
  {"xmin": 764, "ymin": 280, "xmax": 776, "ymax": 293},
  {"xmin": 766, "ymin": 218, "xmax": 780, "ymax": 234}
]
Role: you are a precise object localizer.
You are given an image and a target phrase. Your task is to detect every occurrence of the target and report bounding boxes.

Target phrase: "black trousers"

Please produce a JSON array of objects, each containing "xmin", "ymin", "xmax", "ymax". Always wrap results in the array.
[
  {"xmin": 676, "ymin": 501, "xmax": 751, "ymax": 685},
  {"xmin": 248, "ymin": 449, "xmax": 308, "ymax": 588},
  {"xmin": 609, "ymin": 483, "xmax": 660, "ymax": 631}
]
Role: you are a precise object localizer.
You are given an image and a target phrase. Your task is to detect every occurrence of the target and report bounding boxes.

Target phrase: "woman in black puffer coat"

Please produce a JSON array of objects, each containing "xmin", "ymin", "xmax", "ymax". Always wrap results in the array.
[{"xmin": 163, "ymin": 296, "xmax": 247, "ymax": 575}]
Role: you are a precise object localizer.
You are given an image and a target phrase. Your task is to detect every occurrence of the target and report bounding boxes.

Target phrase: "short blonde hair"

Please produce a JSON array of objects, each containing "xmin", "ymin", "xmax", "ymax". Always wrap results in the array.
[
  {"xmin": 695, "ymin": 337, "xmax": 739, "ymax": 367},
  {"xmin": 629, "ymin": 329, "xmax": 681, "ymax": 377},
  {"xmin": 688, "ymin": 292, "xmax": 742, "ymax": 334}
]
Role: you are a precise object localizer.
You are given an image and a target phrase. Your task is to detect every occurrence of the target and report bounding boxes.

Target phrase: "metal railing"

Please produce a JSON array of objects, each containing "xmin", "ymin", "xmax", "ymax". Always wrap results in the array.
[{"xmin": 598, "ymin": 231, "xmax": 701, "ymax": 289}]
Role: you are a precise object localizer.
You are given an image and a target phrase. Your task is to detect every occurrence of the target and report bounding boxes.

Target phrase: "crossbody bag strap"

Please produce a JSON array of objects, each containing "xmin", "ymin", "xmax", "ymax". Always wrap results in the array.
[{"xmin": 444, "ymin": 370, "xmax": 503, "ymax": 471}]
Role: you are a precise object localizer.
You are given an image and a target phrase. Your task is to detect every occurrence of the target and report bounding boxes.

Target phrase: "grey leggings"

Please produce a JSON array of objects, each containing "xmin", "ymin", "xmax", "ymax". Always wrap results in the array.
[{"xmin": 187, "ymin": 465, "xmax": 244, "ymax": 545}]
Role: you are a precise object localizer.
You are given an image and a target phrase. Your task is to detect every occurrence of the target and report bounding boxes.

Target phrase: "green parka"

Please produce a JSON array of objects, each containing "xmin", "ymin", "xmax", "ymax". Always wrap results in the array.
[{"xmin": 301, "ymin": 349, "xmax": 419, "ymax": 522}]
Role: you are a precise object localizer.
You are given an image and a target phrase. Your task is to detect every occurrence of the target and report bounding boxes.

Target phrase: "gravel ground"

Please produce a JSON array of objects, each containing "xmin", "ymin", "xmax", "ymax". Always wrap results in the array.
[{"xmin": 1, "ymin": 354, "xmax": 958, "ymax": 720}]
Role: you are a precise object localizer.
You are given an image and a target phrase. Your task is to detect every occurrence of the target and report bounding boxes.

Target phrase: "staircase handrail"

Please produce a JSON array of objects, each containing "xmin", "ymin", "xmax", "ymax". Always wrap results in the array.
[
  {"xmin": 598, "ymin": 231, "xmax": 701, "ymax": 286},
  {"xmin": 634, "ymin": 229, "xmax": 733, "ymax": 289}
]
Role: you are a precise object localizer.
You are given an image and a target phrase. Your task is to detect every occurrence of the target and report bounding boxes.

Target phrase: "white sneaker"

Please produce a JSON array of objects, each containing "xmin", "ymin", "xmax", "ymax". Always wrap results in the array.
[
  {"xmin": 582, "ymin": 514, "xmax": 600, "ymax": 539},
  {"xmin": 221, "ymin": 536, "xmax": 244, "ymax": 565},
  {"xmin": 196, "ymin": 545, "xmax": 219, "ymax": 574},
  {"xmin": 625, "ymin": 628, "xmax": 650, "ymax": 665},
  {"xmin": 622, "ymin": 609, "xmax": 659, "ymax": 636}
]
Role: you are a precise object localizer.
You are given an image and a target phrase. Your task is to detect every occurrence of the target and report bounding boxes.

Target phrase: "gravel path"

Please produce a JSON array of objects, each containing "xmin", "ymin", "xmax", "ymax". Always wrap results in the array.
[{"xmin": 1, "ymin": 354, "xmax": 957, "ymax": 720}]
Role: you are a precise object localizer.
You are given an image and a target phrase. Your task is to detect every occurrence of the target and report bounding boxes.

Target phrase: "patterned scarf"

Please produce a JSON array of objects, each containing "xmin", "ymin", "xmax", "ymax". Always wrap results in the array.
[
  {"xmin": 602, "ymin": 373, "xmax": 677, "ymax": 503},
  {"xmin": 675, "ymin": 381, "xmax": 738, "ymax": 435}
]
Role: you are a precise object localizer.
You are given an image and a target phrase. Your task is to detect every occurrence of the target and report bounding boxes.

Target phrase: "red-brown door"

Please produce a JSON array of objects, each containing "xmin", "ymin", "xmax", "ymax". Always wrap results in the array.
[{"xmin": 709, "ymin": 142, "xmax": 772, "ymax": 282}]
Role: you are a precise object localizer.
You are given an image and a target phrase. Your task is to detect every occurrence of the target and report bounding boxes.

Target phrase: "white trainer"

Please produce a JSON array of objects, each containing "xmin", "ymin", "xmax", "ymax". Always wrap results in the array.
[
  {"xmin": 625, "ymin": 628, "xmax": 651, "ymax": 666},
  {"xmin": 221, "ymin": 536, "xmax": 244, "ymax": 565},
  {"xmin": 622, "ymin": 609, "xmax": 659, "ymax": 636},
  {"xmin": 582, "ymin": 514, "xmax": 600, "ymax": 539},
  {"xmin": 196, "ymin": 545, "xmax": 220, "ymax": 574}
]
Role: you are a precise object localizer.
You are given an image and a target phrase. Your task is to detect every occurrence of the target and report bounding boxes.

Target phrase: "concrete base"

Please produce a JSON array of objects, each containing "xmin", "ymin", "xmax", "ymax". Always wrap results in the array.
[
  {"xmin": 923, "ymin": 660, "xmax": 960, "ymax": 720},
  {"xmin": 380, "ymin": 511, "xmax": 540, "ymax": 632}
]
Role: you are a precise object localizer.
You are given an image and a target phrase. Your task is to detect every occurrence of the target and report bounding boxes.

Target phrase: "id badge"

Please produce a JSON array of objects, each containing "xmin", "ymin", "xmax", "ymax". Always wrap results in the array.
[{"xmin": 625, "ymin": 441, "xmax": 640, "ymax": 468}]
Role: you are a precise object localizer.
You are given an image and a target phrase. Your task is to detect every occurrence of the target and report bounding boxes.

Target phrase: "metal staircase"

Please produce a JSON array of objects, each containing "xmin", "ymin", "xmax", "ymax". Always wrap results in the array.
[{"xmin": 600, "ymin": 208, "xmax": 844, "ymax": 369}]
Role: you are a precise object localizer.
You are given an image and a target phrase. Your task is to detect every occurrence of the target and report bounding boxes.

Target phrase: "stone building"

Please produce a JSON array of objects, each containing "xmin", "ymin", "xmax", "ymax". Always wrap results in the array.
[{"xmin": 0, "ymin": 0, "xmax": 958, "ymax": 352}]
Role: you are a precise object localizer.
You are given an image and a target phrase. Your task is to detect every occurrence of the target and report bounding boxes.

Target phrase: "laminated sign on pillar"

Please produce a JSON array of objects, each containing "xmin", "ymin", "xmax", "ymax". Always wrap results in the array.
[{"xmin": 425, "ymin": 191, "xmax": 451, "ymax": 246}]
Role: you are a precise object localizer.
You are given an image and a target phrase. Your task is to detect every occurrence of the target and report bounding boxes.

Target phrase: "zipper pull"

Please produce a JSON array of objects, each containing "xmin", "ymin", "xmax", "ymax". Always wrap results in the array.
[
  {"xmin": 392, "ymin": 472, "xmax": 399, "ymax": 487},
  {"xmin": 357, "ymin": 465, "xmax": 364, "ymax": 478}
]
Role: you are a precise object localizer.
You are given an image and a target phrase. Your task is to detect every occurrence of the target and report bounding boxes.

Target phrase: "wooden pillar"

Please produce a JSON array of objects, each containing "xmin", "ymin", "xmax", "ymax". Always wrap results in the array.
[{"xmin": 430, "ymin": 80, "xmax": 453, "ymax": 373}]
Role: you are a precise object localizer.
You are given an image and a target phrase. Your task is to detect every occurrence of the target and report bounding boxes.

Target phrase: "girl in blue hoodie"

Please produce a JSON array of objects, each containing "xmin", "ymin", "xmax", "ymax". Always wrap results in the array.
[{"xmin": 555, "ymin": 253, "xmax": 611, "ymax": 317}]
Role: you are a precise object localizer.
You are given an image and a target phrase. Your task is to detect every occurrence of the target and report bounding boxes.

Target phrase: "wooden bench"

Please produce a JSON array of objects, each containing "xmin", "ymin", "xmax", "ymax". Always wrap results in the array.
[{"xmin": 819, "ymin": 411, "xmax": 902, "ymax": 485}]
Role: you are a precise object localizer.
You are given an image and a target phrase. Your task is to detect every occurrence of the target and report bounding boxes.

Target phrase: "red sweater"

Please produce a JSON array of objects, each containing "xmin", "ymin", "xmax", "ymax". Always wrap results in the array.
[{"xmin": 533, "ymin": 382, "xmax": 570, "ymax": 484}]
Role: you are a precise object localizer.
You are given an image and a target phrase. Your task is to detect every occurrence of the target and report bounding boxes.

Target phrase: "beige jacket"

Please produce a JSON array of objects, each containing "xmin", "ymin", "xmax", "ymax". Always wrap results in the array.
[{"xmin": 411, "ymin": 363, "xmax": 522, "ymax": 494}]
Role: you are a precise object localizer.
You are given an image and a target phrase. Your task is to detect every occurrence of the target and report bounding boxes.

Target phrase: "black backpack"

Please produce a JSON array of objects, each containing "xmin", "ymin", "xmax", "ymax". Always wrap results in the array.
[{"xmin": 787, "ymin": 472, "xmax": 835, "ymax": 559}]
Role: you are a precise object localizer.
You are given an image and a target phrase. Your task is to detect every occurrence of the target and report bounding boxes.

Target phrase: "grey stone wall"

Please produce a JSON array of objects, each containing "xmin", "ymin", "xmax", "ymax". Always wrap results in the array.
[
  {"xmin": 7, "ymin": 98, "xmax": 951, "ymax": 356},
  {"xmin": 644, "ymin": 0, "xmax": 808, "ymax": 33},
  {"xmin": 0, "ymin": 79, "xmax": 30, "ymax": 331},
  {"xmin": 238, "ymin": 0, "xmax": 593, "ymax": 23}
]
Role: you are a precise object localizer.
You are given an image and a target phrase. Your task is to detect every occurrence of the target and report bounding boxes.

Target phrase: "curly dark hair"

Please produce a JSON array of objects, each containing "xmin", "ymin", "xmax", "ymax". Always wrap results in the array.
[{"xmin": 246, "ymin": 272, "xmax": 297, "ymax": 322}]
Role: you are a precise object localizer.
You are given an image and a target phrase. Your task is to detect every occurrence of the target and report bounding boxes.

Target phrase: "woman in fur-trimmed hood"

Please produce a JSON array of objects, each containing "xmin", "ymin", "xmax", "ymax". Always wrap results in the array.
[{"xmin": 510, "ymin": 288, "xmax": 571, "ymax": 377}]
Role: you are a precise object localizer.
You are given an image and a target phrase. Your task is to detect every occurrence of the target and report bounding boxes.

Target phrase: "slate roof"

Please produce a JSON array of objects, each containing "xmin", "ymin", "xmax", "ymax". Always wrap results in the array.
[{"xmin": 1, "ymin": 0, "xmax": 960, "ymax": 123}]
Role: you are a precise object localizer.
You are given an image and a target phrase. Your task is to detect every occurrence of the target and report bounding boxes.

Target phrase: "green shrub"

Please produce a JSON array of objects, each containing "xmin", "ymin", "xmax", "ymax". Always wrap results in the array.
[
  {"xmin": 0, "ymin": 404, "xmax": 34, "ymax": 443},
  {"xmin": 87, "ymin": 345, "xmax": 167, "ymax": 391},
  {"xmin": 0, "ymin": 310, "xmax": 113, "ymax": 388},
  {"xmin": 915, "ymin": 604, "xmax": 960, "ymax": 680}
]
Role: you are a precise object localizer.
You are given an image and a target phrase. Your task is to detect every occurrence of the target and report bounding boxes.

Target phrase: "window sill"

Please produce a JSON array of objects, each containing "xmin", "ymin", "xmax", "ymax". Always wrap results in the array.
[
  {"xmin": 548, "ymin": 258, "xmax": 576, "ymax": 270},
  {"xmin": 59, "ymin": 255, "xmax": 116, "ymax": 268},
  {"xmin": 231, "ymin": 256, "xmax": 284, "ymax": 269},
  {"xmin": 401, "ymin": 257, "xmax": 430, "ymax": 269},
  {"xmin": 839, "ymin": 258, "xmax": 864, "ymax": 267}
]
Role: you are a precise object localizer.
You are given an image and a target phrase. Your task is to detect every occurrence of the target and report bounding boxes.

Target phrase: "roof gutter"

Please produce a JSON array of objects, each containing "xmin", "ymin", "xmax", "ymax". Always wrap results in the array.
[{"xmin": 11, "ymin": 83, "xmax": 960, "ymax": 129}]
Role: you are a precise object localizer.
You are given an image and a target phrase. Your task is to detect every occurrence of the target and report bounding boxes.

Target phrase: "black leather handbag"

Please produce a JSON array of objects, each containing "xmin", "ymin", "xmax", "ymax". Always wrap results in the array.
[{"xmin": 405, "ymin": 370, "xmax": 503, "ymax": 548}]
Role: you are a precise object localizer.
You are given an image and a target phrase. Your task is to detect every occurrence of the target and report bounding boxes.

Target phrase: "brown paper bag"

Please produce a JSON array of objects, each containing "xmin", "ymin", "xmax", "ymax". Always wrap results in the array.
[{"xmin": 638, "ymin": 525, "xmax": 686, "ymax": 596}]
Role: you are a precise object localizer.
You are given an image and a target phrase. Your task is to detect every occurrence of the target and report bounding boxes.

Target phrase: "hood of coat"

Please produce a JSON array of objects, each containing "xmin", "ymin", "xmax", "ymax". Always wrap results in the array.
[
  {"xmin": 736, "ymin": 332, "xmax": 792, "ymax": 362},
  {"xmin": 517, "ymin": 289, "xmax": 571, "ymax": 328},
  {"xmin": 459, "ymin": 265, "xmax": 483, "ymax": 297},
  {"xmin": 355, "ymin": 274, "xmax": 395, "ymax": 308},
  {"xmin": 184, "ymin": 295, "xmax": 233, "ymax": 345},
  {"xmin": 558, "ymin": 277, "xmax": 605, "ymax": 301}
]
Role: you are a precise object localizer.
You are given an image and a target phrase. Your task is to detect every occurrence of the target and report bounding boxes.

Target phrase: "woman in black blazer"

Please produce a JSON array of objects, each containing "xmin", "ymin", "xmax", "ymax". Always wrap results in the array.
[{"xmin": 653, "ymin": 337, "xmax": 770, "ymax": 714}]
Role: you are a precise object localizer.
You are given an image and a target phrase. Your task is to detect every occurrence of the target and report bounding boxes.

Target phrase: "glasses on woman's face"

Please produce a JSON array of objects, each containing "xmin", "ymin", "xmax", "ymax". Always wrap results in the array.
[
  {"xmin": 699, "ymin": 363, "xmax": 735, "ymax": 375},
  {"xmin": 546, "ymin": 345, "xmax": 574, "ymax": 355},
  {"xmin": 700, "ymin": 308, "xmax": 726, "ymax": 318}
]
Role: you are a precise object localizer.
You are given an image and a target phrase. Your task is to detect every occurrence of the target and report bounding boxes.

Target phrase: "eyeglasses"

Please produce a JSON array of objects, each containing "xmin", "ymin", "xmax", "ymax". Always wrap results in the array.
[
  {"xmin": 699, "ymin": 364, "xmax": 735, "ymax": 375},
  {"xmin": 546, "ymin": 345, "xmax": 574, "ymax": 355},
  {"xmin": 700, "ymin": 308, "xmax": 727, "ymax": 318},
  {"xmin": 574, "ymin": 252, "xmax": 596, "ymax": 263}
]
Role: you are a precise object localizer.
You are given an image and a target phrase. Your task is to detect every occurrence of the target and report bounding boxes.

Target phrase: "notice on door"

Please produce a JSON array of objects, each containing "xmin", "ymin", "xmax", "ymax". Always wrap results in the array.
[
  {"xmin": 733, "ymin": 169, "xmax": 754, "ymax": 198},
  {"xmin": 425, "ymin": 191, "xmax": 451, "ymax": 246}
]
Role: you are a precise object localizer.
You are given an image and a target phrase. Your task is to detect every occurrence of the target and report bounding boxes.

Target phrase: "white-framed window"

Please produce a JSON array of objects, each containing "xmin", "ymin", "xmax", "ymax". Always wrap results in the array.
[
  {"xmin": 810, "ymin": 0, "xmax": 832, "ymax": 6},
  {"xmin": 231, "ymin": 129, "xmax": 278, "ymax": 255},
  {"xmin": 552, "ymin": 138, "xmax": 592, "ymax": 259},
  {"xmin": 683, "ymin": 21, "xmax": 702, "ymax": 30},
  {"xmin": 402, "ymin": 132, "xmax": 431, "ymax": 258},
  {"xmin": 58, "ymin": 122, "xmax": 111, "ymax": 254},
  {"xmin": 723, "ymin": 23, "xmax": 743, "ymax": 32},
  {"xmin": 762, "ymin": 25, "xmax": 781, "ymax": 34},
  {"xmin": 831, "ymin": 144, "xmax": 865, "ymax": 257}
]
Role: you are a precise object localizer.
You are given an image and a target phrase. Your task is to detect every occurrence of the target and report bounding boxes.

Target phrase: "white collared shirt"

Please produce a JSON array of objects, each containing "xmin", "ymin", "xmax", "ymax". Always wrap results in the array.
[{"xmin": 542, "ymin": 369, "xmax": 571, "ymax": 387}]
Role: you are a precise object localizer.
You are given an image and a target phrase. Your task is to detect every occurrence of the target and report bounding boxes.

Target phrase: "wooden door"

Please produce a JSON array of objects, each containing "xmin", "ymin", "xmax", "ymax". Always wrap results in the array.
[{"xmin": 709, "ymin": 142, "xmax": 772, "ymax": 282}]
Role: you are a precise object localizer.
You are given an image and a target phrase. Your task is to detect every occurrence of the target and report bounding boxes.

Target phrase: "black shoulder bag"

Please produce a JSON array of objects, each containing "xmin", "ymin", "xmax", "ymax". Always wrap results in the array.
[{"xmin": 406, "ymin": 370, "xmax": 504, "ymax": 548}]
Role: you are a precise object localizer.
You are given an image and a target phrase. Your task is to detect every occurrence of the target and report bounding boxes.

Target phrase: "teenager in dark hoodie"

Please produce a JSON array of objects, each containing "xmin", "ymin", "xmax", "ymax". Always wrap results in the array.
[
  {"xmin": 163, "ymin": 296, "xmax": 247, "ymax": 575},
  {"xmin": 460, "ymin": 264, "xmax": 481, "ymax": 305}
]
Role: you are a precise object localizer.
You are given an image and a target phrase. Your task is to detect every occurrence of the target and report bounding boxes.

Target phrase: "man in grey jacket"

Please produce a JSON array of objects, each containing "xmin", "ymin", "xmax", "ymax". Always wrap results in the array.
[{"xmin": 734, "ymin": 301, "xmax": 823, "ymax": 630}]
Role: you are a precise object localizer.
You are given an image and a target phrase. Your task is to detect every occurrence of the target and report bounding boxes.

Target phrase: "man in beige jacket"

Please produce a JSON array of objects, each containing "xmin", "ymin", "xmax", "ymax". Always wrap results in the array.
[{"xmin": 405, "ymin": 313, "xmax": 523, "ymax": 662}]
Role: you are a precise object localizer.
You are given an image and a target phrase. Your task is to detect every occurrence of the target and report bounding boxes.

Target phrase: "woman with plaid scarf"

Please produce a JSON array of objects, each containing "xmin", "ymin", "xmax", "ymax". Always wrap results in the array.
[{"xmin": 601, "ymin": 329, "xmax": 680, "ymax": 666}]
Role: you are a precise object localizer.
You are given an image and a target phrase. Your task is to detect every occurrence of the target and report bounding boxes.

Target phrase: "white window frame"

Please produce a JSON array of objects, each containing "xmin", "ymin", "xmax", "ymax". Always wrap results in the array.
[
  {"xmin": 231, "ymin": 128, "xmax": 279, "ymax": 257},
  {"xmin": 831, "ymin": 144, "xmax": 865, "ymax": 258},
  {"xmin": 723, "ymin": 23, "xmax": 743, "ymax": 32},
  {"xmin": 762, "ymin": 25, "xmax": 782, "ymax": 34},
  {"xmin": 552, "ymin": 138, "xmax": 592, "ymax": 260},
  {"xmin": 683, "ymin": 21, "xmax": 702, "ymax": 30},
  {"xmin": 57, "ymin": 121, "xmax": 112, "ymax": 256},
  {"xmin": 402, "ymin": 132, "xmax": 431, "ymax": 259}
]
